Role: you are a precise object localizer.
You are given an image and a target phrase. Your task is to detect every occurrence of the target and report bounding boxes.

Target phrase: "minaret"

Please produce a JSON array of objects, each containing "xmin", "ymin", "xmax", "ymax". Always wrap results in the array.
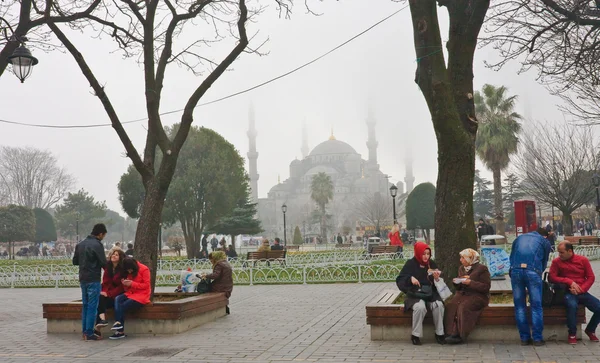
[
  {"xmin": 247, "ymin": 105, "xmax": 259, "ymax": 203},
  {"xmin": 366, "ymin": 108, "xmax": 380, "ymax": 194},
  {"xmin": 404, "ymin": 148, "xmax": 415, "ymax": 194},
  {"xmin": 301, "ymin": 121, "xmax": 309, "ymax": 159},
  {"xmin": 366, "ymin": 109, "xmax": 378, "ymax": 167}
]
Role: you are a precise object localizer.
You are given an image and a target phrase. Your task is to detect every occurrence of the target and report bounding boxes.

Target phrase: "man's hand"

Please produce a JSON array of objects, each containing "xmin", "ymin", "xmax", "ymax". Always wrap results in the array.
[
  {"xmin": 121, "ymin": 279, "xmax": 132, "ymax": 287},
  {"xmin": 100, "ymin": 291, "xmax": 108, "ymax": 297},
  {"xmin": 411, "ymin": 276, "xmax": 420, "ymax": 287},
  {"xmin": 570, "ymin": 282, "xmax": 583, "ymax": 294}
]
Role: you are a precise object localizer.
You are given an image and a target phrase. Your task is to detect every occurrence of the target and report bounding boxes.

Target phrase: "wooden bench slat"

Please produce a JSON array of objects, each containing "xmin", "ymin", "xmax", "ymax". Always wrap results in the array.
[{"xmin": 370, "ymin": 246, "xmax": 400, "ymax": 254}]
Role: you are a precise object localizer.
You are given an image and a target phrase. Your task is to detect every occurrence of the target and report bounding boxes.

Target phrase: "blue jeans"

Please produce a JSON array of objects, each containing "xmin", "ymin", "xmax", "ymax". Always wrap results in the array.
[
  {"xmin": 565, "ymin": 292, "xmax": 600, "ymax": 335},
  {"xmin": 114, "ymin": 294, "xmax": 143, "ymax": 331},
  {"xmin": 80, "ymin": 282, "xmax": 101, "ymax": 337},
  {"xmin": 511, "ymin": 269, "xmax": 543, "ymax": 341}
]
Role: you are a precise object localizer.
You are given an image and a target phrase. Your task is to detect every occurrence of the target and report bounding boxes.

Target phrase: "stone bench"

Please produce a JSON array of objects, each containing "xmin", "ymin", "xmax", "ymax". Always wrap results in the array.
[
  {"xmin": 366, "ymin": 290, "xmax": 586, "ymax": 342},
  {"xmin": 43, "ymin": 292, "xmax": 228, "ymax": 335}
]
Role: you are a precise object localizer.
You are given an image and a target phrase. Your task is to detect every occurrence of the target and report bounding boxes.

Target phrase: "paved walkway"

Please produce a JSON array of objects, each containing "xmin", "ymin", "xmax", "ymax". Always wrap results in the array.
[{"xmin": 3, "ymin": 263, "xmax": 600, "ymax": 363}]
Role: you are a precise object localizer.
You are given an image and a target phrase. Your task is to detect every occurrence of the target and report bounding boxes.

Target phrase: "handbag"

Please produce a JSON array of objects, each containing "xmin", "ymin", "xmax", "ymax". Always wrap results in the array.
[
  {"xmin": 408, "ymin": 285, "xmax": 434, "ymax": 301},
  {"xmin": 434, "ymin": 278, "xmax": 452, "ymax": 301},
  {"xmin": 196, "ymin": 277, "xmax": 212, "ymax": 294},
  {"xmin": 542, "ymin": 272, "xmax": 567, "ymax": 307}
]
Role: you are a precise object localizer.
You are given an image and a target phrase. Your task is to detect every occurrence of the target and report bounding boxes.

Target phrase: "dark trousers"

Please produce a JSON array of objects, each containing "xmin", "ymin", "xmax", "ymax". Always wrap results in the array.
[
  {"xmin": 114, "ymin": 294, "xmax": 143, "ymax": 331},
  {"xmin": 565, "ymin": 292, "xmax": 600, "ymax": 335},
  {"xmin": 97, "ymin": 295, "xmax": 115, "ymax": 321}
]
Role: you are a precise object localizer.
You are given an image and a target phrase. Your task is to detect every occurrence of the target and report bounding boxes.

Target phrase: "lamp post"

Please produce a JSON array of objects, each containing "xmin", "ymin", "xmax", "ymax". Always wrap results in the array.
[
  {"xmin": 389, "ymin": 185, "xmax": 398, "ymax": 224},
  {"xmin": 593, "ymin": 174, "xmax": 600, "ymax": 214},
  {"xmin": 7, "ymin": 41, "xmax": 39, "ymax": 83},
  {"xmin": 282, "ymin": 203, "xmax": 288, "ymax": 247},
  {"xmin": 76, "ymin": 213, "xmax": 79, "ymax": 243}
]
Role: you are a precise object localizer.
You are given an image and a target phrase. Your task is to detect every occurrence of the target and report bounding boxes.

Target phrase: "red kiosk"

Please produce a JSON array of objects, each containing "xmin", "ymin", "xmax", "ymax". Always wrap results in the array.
[{"xmin": 514, "ymin": 200, "xmax": 537, "ymax": 237}]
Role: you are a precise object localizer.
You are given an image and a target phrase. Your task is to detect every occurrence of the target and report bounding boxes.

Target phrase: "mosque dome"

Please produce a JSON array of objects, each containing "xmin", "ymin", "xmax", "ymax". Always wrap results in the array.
[{"xmin": 309, "ymin": 139, "xmax": 358, "ymax": 156}]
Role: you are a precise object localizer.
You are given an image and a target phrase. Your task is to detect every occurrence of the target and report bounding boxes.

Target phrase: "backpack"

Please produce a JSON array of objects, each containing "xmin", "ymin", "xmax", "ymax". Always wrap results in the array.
[{"xmin": 542, "ymin": 272, "xmax": 566, "ymax": 307}]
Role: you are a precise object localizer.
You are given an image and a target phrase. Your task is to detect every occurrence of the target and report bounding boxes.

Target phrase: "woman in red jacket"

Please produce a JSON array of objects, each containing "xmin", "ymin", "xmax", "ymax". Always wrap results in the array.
[
  {"xmin": 95, "ymin": 249, "xmax": 126, "ymax": 329},
  {"xmin": 109, "ymin": 257, "xmax": 151, "ymax": 340},
  {"xmin": 389, "ymin": 224, "xmax": 404, "ymax": 253}
]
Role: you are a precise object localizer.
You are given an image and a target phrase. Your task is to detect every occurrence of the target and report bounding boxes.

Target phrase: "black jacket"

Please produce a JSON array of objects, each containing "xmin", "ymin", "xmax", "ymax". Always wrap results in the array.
[
  {"xmin": 271, "ymin": 244, "xmax": 284, "ymax": 251},
  {"xmin": 72, "ymin": 235, "xmax": 107, "ymax": 283},
  {"xmin": 396, "ymin": 257, "xmax": 442, "ymax": 310}
]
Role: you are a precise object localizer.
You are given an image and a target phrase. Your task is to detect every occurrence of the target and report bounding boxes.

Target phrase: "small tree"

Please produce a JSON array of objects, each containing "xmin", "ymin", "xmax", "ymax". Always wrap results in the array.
[
  {"xmin": 167, "ymin": 236, "xmax": 184, "ymax": 257},
  {"xmin": 54, "ymin": 189, "xmax": 107, "ymax": 241},
  {"xmin": 0, "ymin": 205, "xmax": 35, "ymax": 259},
  {"xmin": 406, "ymin": 183, "xmax": 436, "ymax": 243},
  {"xmin": 33, "ymin": 208, "xmax": 57, "ymax": 242},
  {"xmin": 473, "ymin": 171, "xmax": 494, "ymax": 220},
  {"xmin": 208, "ymin": 195, "xmax": 263, "ymax": 248},
  {"xmin": 293, "ymin": 226, "xmax": 302, "ymax": 245},
  {"xmin": 355, "ymin": 192, "xmax": 392, "ymax": 232}
]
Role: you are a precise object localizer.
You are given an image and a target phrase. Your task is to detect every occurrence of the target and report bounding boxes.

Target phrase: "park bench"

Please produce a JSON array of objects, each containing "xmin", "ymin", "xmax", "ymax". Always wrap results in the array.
[
  {"xmin": 369, "ymin": 245, "xmax": 400, "ymax": 255},
  {"xmin": 285, "ymin": 245, "xmax": 300, "ymax": 251},
  {"xmin": 334, "ymin": 243, "xmax": 353, "ymax": 248},
  {"xmin": 43, "ymin": 292, "xmax": 228, "ymax": 335},
  {"xmin": 245, "ymin": 250, "xmax": 286, "ymax": 267},
  {"xmin": 366, "ymin": 289, "xmax": 585, "ymax": 342},
  {"xmin": 563, "ymin": 236, "xmax": 600, "ymax": 245}
]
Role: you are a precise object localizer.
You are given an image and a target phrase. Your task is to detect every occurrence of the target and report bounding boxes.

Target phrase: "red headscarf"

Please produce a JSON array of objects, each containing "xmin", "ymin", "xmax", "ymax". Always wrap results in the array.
[{"xmin": 413, "ymin": 242, "xmax": 431, "ymax": 267}]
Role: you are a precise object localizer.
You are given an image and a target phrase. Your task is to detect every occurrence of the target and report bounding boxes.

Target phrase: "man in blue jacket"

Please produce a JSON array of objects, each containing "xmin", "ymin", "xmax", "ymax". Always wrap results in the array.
[
  {"xmin": 73, "ymin": 224, "xmax": 108, "ymax": 341},
  {"xmin": 510, "ymin": 227, "xmax": 552, "ymax": 346}
]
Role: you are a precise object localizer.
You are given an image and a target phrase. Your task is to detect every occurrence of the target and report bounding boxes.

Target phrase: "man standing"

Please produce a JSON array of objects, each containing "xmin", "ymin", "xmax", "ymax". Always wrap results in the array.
[
  {"xmin": 509, "ymin": 227, "xmax": 552, "ymax": 346},
  {"xmin": 477, "ymin": 219, "xmax": 488, "ymax": 241},
  {"xmin": 125, "ymin": 243, "xmax": 134, "ymax": 257},
  {"xmin": 549, "ymin": 242, "xmax": 600, "ymax": 344},
  {"xmin": 210, "ymin": 235, "xmax": 219, "ymax": 252},
  {"xmin": 271, "ymin": 238, "xmax": 284, "ymax": 250},
  {"xmin": 73, "ymin": 224, "xmax": 108, "ymax": 341}
]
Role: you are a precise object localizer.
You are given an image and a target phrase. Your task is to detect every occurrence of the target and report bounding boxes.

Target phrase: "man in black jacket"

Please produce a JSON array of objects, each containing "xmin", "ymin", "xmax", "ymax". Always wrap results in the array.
[
  {"xmin": 271, "ymin": 238, "xmax": 284, "ymax": 251},
  {"xmin": 73, "ymin": 224, "xmax": 108, "ymax": 341}
]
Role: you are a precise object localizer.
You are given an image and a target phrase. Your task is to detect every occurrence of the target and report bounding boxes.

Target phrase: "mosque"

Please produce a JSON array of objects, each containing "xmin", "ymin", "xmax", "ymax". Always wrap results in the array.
[{"xmin": 247, "ymin": 108, "xmax": 416, "ymax": 239}]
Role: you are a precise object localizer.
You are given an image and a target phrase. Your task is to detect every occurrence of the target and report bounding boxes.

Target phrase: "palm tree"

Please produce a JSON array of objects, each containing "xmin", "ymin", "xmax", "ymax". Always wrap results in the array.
[
  {"xmin": 310, "ymin": 172, "xmax": 334, "ymax": 241},
  {"xmin": 475, "ymin": 84, "xmax": 522, "ymax": 236}
]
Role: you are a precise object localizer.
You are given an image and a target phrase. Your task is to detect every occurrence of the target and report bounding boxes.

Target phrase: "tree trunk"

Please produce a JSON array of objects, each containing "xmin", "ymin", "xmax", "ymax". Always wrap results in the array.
[
  {"xmin": 562, "ymin": 212, "xmax": 573, "ymax": 236},
  {"xmin": 492, "ymin": 167, "xmax": 505, "ymax": 236},
  {"xmin": 408, "ymin": 0, "xmax": 489, "ymax": 282},
  {"xmin": 134, "ymin": 179, "xmax": 168, "ymax": 297}
]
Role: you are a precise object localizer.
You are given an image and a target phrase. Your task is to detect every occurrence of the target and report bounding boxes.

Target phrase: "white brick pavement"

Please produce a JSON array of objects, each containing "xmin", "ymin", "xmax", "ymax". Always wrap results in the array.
[{"xmin": 2, "ymin": 262, "xmax": 600, "ymax": 362}]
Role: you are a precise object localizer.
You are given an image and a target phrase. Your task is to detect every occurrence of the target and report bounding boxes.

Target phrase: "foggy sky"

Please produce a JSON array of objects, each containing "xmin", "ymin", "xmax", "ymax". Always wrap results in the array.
[{"xmin": 0, "ymin": 0, "xmax": 564, "ymax": 214}]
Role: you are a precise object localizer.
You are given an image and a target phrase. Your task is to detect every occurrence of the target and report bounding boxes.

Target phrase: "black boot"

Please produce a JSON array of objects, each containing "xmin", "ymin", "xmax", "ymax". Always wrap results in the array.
[
  {"xmin": 445, "ymin": 335, "xmax": 463, "ymax": 345},
  {"xmin": 435, "ymin": 334, "xmax": 446, "ymax": 345},
  {"xmin": 411, "ymin": 335, "xmax": 422, "ymax": 345}
]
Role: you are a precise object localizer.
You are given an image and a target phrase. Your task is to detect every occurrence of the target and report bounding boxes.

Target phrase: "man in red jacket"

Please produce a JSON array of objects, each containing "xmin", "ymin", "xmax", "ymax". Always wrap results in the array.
[{"xmin": 549, "ymin": 242, "xmax": 600, "ymax": 345}]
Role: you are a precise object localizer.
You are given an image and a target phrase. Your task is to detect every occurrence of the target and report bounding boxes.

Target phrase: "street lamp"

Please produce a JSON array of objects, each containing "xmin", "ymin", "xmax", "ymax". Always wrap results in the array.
[
  {"xmin": 593, "ymin": 173, "xmax": 600, "ymax": 213},
  {"xmin": 389, "ymin": 185, "xmax": 398, "ymax": 224},
  {"xmin": 282, "ymin": 203, "xmax": 287, "ymax": 247},
  {"xmin": 76, "ymin": 213, "xmax": 80, "ymax": 243},
  {"xmin": 7, "ymin": 42, "xmax": 39, "ymax": 83}
]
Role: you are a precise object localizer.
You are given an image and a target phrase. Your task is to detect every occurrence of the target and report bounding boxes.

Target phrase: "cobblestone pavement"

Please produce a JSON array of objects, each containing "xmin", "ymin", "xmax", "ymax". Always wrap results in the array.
[{"xmin": 3, "ymin": 262, "xmax": 600, "ymax": 363}]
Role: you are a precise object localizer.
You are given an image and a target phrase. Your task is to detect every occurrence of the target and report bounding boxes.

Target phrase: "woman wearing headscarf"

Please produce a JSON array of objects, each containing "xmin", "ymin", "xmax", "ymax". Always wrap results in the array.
[
  {"xmin": 444, "ymin": 248, "xmax": 491, "ymax": 344},
  {"xmin": 200, "ymin": 251, "xmax": 233, "ymax": 314},
  {"xmin": 396, "ymin": 242, "xmax": 445, "ymax": 345}
]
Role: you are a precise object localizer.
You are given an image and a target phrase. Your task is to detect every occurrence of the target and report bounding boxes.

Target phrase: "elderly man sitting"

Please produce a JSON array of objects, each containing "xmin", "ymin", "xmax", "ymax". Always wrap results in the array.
[{"xmin": 549, "ymin": 242, "xmax": 600, "ymax": 345}]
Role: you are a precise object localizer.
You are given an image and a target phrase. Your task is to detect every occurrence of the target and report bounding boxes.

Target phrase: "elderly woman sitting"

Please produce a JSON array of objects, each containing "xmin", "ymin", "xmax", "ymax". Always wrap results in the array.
[{"xmin": 444, "ymin": 248, "xmax": 491, "ymax": 344}]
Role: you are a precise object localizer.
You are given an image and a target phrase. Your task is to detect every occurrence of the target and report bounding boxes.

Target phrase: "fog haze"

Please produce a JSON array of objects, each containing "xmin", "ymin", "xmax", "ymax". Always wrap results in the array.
[{"xmin": 0, "ymin": 0, "xmax": 564, "ymax": 214}]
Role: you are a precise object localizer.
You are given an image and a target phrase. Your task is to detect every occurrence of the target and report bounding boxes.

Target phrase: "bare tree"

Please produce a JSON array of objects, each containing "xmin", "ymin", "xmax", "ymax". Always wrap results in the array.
[
  {"xmin": 403, "ymin": 0, "xmax": 490, "ymax": 280},
  {"xmin": 0, "ymin": 0, "xmax": 102, "ymax": 79},
  {"xmin": 483, "ymin": 0, "xmax": 600, "ymax": 123},
  {"xmin": 355, "ymin": 192, "xmax": 393, "ymax": 235},
  {"xmin": 45, "ymin": 0, "xmax": 290, "ymax": 293},
  {"xmin": 0, "ymin": 146, "xmax": 74, "ymax": 209},
  {"xmin": 512, "ymin": 122, "xmax": 600, "ymax": 236}
]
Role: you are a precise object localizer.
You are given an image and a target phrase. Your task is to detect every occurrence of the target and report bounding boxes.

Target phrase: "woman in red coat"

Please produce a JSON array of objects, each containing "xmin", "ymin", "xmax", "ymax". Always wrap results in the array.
[
  {"xmin": 96, "ymin": 249, "xmax": 126, "ymax": 329},
  {"xmin": 109, "ymin": 258, "xmax": 151, "ymax": 339},
  {"xmin": 388, "ymin": 224, "xmax": 404, "ymax": 253}
]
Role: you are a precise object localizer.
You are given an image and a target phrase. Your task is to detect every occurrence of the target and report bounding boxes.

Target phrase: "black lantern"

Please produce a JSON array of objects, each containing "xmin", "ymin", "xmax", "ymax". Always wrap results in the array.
[
  {"xmin": 282, "ymin": 203, "xmax": 287, "ymax": 246},
  {"xmin": 593, "ymin": 174, "xmax": 600, "ymax": 213},
  {"xmin": 7, "ymin": 44, "xmax": 39, "ymax": 83},
  {"xmin": 389, "ymin": 185, "xmax": 398, "ymax": 224}
]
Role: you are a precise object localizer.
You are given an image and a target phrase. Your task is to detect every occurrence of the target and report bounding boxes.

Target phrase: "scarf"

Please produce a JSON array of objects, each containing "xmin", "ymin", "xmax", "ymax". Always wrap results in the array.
[
  {"xmin": 413, "ymin": 242, "xmax": 432, "ymax": 267},
  {"xmin": 460, "ymin": 248, "xmax": 480, "ymax": 272}
]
